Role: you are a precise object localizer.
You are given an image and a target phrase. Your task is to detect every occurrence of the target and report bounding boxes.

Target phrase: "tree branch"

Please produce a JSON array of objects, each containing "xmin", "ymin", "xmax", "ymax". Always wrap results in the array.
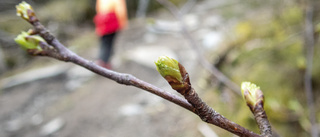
[
  {"xmin": 16, "ymin": 1, "xmax": 195, "ymax": 113},
  {"xmin": 240, "ymin": 82, "xmax": 272, "ymax": 137},
  {"xmin": 180, "ymin": 0, "xmax": 197, "ymax": 15},
  {"xmin": 253, "ymin": 102, "xmax": 272, "ymax": 137},
  {"xmin": 304, "ymin": 0, "xmax": 318, "ymax": 136},
  {"xmin": 15, "ymin": 2, "xmax": 262, "ymax": 136},
  {"xmin": 155, "ymin": 57, "xmax": 261, "ymax": 137}
]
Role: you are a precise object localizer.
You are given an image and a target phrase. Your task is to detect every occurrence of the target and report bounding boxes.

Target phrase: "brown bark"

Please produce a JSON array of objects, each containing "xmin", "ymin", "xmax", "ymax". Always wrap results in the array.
[{"xmin": 253, "ymin": 102, "xmax": 272, "ymax": 137}]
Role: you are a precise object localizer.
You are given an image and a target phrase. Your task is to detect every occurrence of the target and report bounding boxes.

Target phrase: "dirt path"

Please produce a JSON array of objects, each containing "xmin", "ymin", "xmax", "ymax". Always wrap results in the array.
[
  {"xmin": 0, "ymin": 16, "xmax": 200, "ymax": 137},
  {"xmin": 0, "ymin": 60, "xmax": 200, "ymax": 137},
  {"xmin": 54, "ymin": 62, "xmax": 199, "ymax": 137}
]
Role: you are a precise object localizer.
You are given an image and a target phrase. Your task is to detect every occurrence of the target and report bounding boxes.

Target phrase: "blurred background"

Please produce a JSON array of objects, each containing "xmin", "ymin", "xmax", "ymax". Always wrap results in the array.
[{"xmin": 0, "ymin": 0, "xmax": 320, "ymax": 137}]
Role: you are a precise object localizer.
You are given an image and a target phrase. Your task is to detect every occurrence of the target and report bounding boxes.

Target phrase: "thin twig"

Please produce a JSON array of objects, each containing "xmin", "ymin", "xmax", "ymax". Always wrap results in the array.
[
  {"xmin": 180, "ymin": 0, "xmax": 197, "ymax": 15},
  {"xmin": 157, "ymin": 60, "xmax": 261, "ymax": 137},
  {"xmin": 241, "ymin": 83, "xmax": 272, "ymax": 137},
  {"xmin": 304, "ymin": 0, "xmax": 318, "ymax": 136},
  {"xmin": 253, "ymin": 102, "xmax": 272, "ymax": 137},
  {"xmin": 34, "ymin": 21, "xmax": 260, "ymax": 137},
  {"xmin": 187, "ymin": 87, "xmax": 260, "ymax": 137},
  {"xmin": 70, "ymin": 52, "xmax": 196, "ymax": 112},
  {"xmin": 25, "ymin": 8, "xmax": 195, "ymax": 113},
  {"xmin": 17, "ymin": 2, "xmax": 262, "ymax": 136},
  {"xmin": 155, "ymin": 0, "xmax": 241, "ymax": 95}
]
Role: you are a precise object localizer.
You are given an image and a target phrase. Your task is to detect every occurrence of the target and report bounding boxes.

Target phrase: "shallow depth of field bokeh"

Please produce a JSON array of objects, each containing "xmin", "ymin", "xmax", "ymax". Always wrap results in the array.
[{"xmin": 0, "ymin": 0, "xmax": 320, "ymax": 137}]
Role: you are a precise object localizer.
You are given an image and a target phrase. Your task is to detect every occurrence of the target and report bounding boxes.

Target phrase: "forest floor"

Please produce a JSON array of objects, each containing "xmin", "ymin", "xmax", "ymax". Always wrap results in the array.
[{"xmin": 0, "ymin": 1, "xmax": 237, "ymax": 137}]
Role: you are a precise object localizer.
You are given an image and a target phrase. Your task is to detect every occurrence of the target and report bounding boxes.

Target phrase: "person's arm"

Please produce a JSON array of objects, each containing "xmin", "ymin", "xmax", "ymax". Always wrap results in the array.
[
  {"xmin": 115, "ymin": 0, "xmax": 128, "ymax": 29},
  {"xmin": 96, "ymin": 0, "xmax": 114, "ymax": 14}
]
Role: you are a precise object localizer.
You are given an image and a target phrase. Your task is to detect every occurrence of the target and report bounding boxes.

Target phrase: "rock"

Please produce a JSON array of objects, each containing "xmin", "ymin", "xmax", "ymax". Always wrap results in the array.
[
  {"xmin": 118, "ymin": 92, "xmax": 165, "ymax": 116},
  {"xmin": 40, "ymin": 118, "xmax": 65, "ymax": 136},
  {"xmin": 146, "ymin": 14, "xmax": 199, "ymax": 33},
  {"xmin": 124, "ymin": 46, "xmax": 178, "ymax": 69},
  {"xmin": 31, "ymin": 114, "xmax": 43, "ymax": 126},
  {"xmin": 119, "ymin": 104, "xmax": 144, "ymax": 116},
  {"xmin": 147, "ymin": 19, "xmax": 181, "ymax": 33},
  {"xmin": 198, "ymin": 123, "xmax": 219, "ymax": 137},
  {"xmin": 5, "ymin": 119, "xmax": 22, "ymax": 132},
  {"xmin": 201, "ymin": 31, "xmax": 223, "ymax": 50},
  {"xmin": 143, "ymin": 32, "xmax": 157, "ymax": 44},
  {"xmin": 183, "ymin": 14, "xmax": 199, "ymax": 31},
  {"xmin": 65, "ymin": 65, "xmax": 95, "ymax": 90},
  {"xmin": 0, "ymin": 64, "xmax": 70, "ymax": 90}
]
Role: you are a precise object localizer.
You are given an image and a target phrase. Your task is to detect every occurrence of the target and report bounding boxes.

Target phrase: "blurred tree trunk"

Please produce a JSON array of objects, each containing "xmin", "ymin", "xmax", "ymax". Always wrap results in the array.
[{"xmin": 136, "ymin": 0, "xmax": 150, "ymax": 18}]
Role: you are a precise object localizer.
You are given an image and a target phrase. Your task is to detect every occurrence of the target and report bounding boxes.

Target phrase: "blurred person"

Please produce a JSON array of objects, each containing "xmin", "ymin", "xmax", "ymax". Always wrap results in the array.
[{"xmin": 94, "ymin": 0, "xmax": 128, "ymax": 69}]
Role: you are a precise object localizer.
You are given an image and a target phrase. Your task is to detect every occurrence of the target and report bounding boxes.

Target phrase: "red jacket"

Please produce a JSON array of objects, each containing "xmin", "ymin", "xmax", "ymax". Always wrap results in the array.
[{"xmin": 94, "ymin": 12, "xmax": 119, "ymax": 36}]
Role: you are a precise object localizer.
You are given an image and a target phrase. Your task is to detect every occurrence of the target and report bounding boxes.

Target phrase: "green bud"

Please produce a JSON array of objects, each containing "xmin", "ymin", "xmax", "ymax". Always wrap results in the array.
[
  {"xmin": 155, "ymin": 56, "xmax": 183, "ymax": 83},
  {"xmin": 241, "ymin": 82, "xmax": 264, "ymax": 109},
  {"xmin": 14, "ymin": 31, "xmax": 44, "ymax": 51},
  {"xmin": 16, "ymin": 1, "xmax": 34, "ymax": 20}
]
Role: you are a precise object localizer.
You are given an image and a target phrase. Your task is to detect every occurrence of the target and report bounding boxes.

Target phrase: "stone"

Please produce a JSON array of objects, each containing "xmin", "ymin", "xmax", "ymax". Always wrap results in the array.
[
  {"xmin": 65, "ymin": 65, "xmax": 95, "ymax": 90},
  {"xmin": 40, "ymin": 118, "xmax": 65, "ymax": 136},
  {"xmin": 124, "ymin": 46, "xmax": 178, "ymax": 69},
  {"xmin": 119, "ymin": 104, "xmax": 144, "ymax": 116},
  {"xmin": 0, "ymin": 64, "xmax": 69, "ymax": 90}
]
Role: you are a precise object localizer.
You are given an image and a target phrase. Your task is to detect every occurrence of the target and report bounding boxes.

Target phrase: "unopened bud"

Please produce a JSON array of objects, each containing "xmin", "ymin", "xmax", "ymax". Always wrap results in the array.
[
  {"xmin": 15, "ymin": 31, "xmax": 45, "ymax": 51},
  {"xmin": 16, "ymin": 1, "xmax": 34, "ymax": 21},
  {"xmin": 155, "ymin": 56, "xmax": 183, "ymax": 83},
  {"xmin": 241, "ymin": 82, "xmax": 264, "ymax": 111}
]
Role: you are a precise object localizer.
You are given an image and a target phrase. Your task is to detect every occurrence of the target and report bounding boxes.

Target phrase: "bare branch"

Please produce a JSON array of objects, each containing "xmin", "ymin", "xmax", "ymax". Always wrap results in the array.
[
  {"xmin": 15, "ymin": 1, "xmax": 195, "ymax": 113},
  {"xmin": 155, "ymin": 57, "xmax": 261, "ymax": 137},
  {"xmin": 181, "ymin": 0, "xmax": 197, "ymax": 15},
  {"xmin": 15, "ymin": 2, "xmax": 263, "ymax": 136},
  {"xmin": 304, "ymin": 0, "xmax": 318, "ymax": 136},
  {"xmin": 240, "ymin": 82, "xmax": 272, "ymax": 137},
  {"xmin": 253, "ymin": 103, "xmax": 272, "ymax": 137}
]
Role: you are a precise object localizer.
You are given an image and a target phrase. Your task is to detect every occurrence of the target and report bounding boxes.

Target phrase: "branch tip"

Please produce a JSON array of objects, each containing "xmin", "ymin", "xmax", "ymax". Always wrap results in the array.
[
  {"xmin": 16, "ymin": 1, "xmax": 34, "ymax": 21},
  {"xmin": 155, "ymin": 56, "xmax": 183, "ymax": 83},
  {"xmin": 241, "ymin": 82, "xmax": 264, "ymax": 111}
]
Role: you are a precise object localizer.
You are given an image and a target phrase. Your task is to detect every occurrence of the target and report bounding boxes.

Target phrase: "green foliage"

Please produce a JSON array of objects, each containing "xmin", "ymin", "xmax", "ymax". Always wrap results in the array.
[
  {"xmin": 234, "ymin": 21, "xmax": 253, "ymax": 42},
  {"xmin": 281, "ymin": 6, "xmax": 303, "ymax": 25},
  {"xmin": 206, "ymin": 2, "xmax": 317, "ymax": 136}
]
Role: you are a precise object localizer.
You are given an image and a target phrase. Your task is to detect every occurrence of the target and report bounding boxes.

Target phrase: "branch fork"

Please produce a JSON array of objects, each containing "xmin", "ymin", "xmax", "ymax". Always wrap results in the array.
[{"xmin": 155, "ymin": 56, "xmax": 262, "ymax": 137}]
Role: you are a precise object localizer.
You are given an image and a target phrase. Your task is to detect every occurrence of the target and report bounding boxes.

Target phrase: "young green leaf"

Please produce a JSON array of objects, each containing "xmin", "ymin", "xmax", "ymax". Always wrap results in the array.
[
  {"xmin": 16, "ymin": 1, "xmax": 34, "ymax": 21},
  {"xmin": 14, "ymin": 31, "xmax": 44, "ymax": 51}
]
